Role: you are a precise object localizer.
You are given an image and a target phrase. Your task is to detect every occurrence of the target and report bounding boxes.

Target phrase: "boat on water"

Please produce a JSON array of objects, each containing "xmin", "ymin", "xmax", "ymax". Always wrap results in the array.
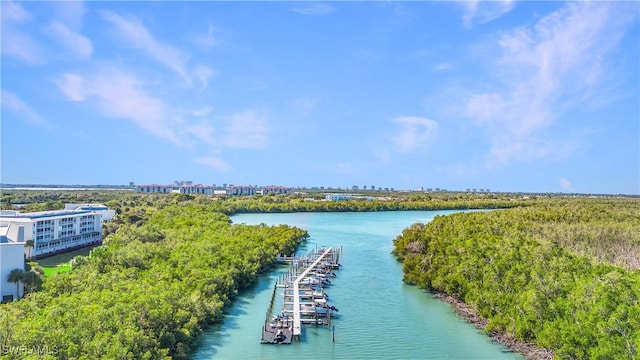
[
  {"xmin": 299, "ymin": 277, "xmax": 331, "ymax": 286},
  {"xmin": 314, "ymin": 304, "xmax": 339, "ymax": 315},
  {"xmin": 313, "ymin": 298, "xmax": 339, "ymax": 315},
  {"xmin": 312, "ymin": 290, "xmax": 328, "ymax": 299},
  {"xmin": 319, "ymin": 261, "xmax": 342, "ymax": 270},
  {"xmin": 262, "ymin": 245, "xmax": 343, "ymax": 344},
  {"xmin": 310, "ymin": 271, "xmax": 337, "ymax": 278}
]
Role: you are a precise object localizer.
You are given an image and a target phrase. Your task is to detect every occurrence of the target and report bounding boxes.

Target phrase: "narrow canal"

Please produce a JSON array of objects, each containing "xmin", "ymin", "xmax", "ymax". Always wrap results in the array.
[{"xmin": 192, "ymin": 211, "xmax": 523, "ymax": 360}]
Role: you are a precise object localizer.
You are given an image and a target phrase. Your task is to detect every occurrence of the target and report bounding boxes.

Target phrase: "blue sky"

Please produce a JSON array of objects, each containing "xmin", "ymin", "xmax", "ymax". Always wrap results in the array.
[{"xmin": 1, "ymin": 1, "xmax": 638, "ymax": 194}]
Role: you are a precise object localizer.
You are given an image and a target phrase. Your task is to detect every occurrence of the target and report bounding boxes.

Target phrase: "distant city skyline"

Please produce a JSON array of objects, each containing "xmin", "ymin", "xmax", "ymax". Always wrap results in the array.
[
  {"xmin": 1, "ymin": 2, "xmax": 638, "ymax": 194},
  {"xmin": 7, "ymin": 180, "xmax": 640, "ymax": 196}
]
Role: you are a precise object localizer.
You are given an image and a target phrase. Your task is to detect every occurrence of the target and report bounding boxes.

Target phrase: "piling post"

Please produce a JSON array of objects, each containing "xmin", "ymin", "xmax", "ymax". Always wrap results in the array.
[{"xmin": 332, "ymin": 325, "xmax": 335, "ymax": 342}]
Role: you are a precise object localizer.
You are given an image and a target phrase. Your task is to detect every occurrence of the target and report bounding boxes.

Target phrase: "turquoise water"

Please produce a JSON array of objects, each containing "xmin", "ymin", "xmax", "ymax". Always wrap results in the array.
[{"xmin": 192, "ymin": 211, "xmax": 522, "ymax": 360}]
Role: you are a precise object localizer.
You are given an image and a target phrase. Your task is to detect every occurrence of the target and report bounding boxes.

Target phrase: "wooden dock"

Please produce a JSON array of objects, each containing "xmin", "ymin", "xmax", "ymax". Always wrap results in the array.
[
  {"xmin": 261, "ymin": 316, "xmax": 293, "ymax": 344},
  {"xmin": 261, "ymin": 247, "xmax": 342, "ymax": 344}
]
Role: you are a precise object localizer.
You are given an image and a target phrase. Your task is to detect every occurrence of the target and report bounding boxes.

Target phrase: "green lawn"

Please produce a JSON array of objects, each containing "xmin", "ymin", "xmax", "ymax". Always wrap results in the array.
[
  {"xmin": 35, "ymin": 247, "xmax": 94, "ymax": 277},
  {"xmin": 36, "ymin": 247, "xmax": 94, "ymax": 267},
  {"xmin": 42, "ymin": 264, "xmax": 72, "ymax": 277}
]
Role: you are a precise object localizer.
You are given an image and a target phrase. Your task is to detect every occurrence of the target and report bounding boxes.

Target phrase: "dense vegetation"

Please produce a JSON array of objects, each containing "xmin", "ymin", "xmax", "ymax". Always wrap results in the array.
[
  {"xmin": 4, "ymin": 190, "xmax": 639, "ymax": 358},
  {"xmin": 393, "ymin": 198, "xmax": 640, "ymax": 359},
  {"xmin": 1, "ymin": 189, "xmax": 533, "ymax": 215},
  {"xmin": 204, "ymin": 194, "xmax": 524, "ymax": 213},
  {"xmin": 0, "ymin": 202, "xmax": 307, "ymax": 359},
  {"xmin": 0, "ymin": 190, "xmax": 131, "ymax": 212}
]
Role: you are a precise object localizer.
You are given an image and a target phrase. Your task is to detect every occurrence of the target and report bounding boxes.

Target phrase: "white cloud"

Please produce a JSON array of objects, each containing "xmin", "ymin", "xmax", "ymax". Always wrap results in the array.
[
  {"xmin": 390, "ymin": 116, "xmax": 438, "ymax": 153},
  {"xmin": 101, "ymin": 10, "xmax": 191, "ymax": 82},
  {"xmin": 54, "ymin": 74, "xmax": 86, "ymax": 101},
  {"xmin": 47, "ymin": 21, "xmax": 93, "ymax": 58},
  {"xmin": 185, "ymin": 121, "xmax": 216, "ymax": 145},
  {"xmin": 292, "ymin": 4, "xmax": 334, "ymax": 16},
  {"xmin": 1, "ymin": 1, "xmax": 32, "ymax": 23},
  {"xmin": 222, "ymin": 110, "xmax": 268, "ymax": 148},
  {"xmin": 465, "ymin": 93, "xmax": 507, "ymax": 126},
  {"xmin": 193, "ymin": 64, "xmax": 215, "ymax": 89},
  {"xmin": 463, "ymin": 2, "xmax": 637, "ymax": 166},
  {"xmin": 1, "ymin": 31, "xmax": 44, "ymax": 64},
  {"xmin": 89, "ymin": 72, "xmax": 178, "ymax": 143},
  {"xmin": 462, "ymin": 0, "xmax": 515, "ymax": 27},
  {"xmin": 192, "ymin": 106, "xmax": 213, "ymax": 117},
  {"xmin": 54, "ymin": 68, "xmax": 180, "ymax": 145},
  {"xmin": 194, "ymin": 24, "xmax": 218, "ymax": 49},
  {"xmin": 53, "ymin": 66, "xmax": 271, "ymax": 157},
  {"xmin": 2, "ymin": 2, "xmax": 91, "ymax": 63},
  {"xmin": 1, "ymin": 2, "xmax": 43, "ymax": 64},
  {"xmin": 1, "ymin": 90, "xmax": 48, "ymax": 127},
  {"xmin": 559, "ymin": 177, "xmax": 574, "ymax": 191},
  {"xmin": 194, "ymin": 156, "xmax": 231, "ymax": 172}
]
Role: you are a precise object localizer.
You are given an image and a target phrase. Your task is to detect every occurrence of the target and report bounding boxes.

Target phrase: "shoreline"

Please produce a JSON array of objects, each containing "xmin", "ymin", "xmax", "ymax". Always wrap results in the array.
[{"xmin": 431, "ymin": 291, "xmax": 554, "ymax": 360}]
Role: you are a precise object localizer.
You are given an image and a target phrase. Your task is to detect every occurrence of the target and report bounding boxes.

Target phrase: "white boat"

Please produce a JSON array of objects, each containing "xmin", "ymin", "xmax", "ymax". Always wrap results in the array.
[
  {"xmin": 312, "ymin": 290, "xmax": 328, "ymax": 300},
  {"xmin": 314, "ymin": 299, "xmax": 339, "ymax": 315},
  {"xmin": 299, "ymin": 277, "xmax": 331, "ymax": 286},
  {"xmin": 310, "ymin": 271, "xmax": 337, "ymax": 278}
]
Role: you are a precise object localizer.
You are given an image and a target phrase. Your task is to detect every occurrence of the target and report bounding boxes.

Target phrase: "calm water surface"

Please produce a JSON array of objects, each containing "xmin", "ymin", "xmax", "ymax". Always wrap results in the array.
[{"xmin": 192, "ymin": 211, "xmax": 522, "ymax": 360}]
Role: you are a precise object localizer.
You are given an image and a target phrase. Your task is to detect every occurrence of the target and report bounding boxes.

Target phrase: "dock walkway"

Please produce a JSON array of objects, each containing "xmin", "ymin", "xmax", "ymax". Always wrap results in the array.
[
  {"xmin": 261, "ymin": 246, "xmax": 342, "ymax": 344},
  {"xmin": 292, "ymin": 247, "xmax": 333, "ymax": 337}
]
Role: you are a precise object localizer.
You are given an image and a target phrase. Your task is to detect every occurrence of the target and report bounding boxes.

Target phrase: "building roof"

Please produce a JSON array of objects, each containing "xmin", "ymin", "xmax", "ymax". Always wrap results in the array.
[
  {"xmin": 76, "ymin": 205, "xmax": 109, "ymax": 211},
  {"xmin": 135, "ymin": 184, "xmax": 173, "ymax": 187},
  {"xmin": 65, "ymin": 203, "xmax": 109, "ymax": 210},
  {"xmin": 0, "ymin": 209, "xmax": 93, "ymax": 220}
]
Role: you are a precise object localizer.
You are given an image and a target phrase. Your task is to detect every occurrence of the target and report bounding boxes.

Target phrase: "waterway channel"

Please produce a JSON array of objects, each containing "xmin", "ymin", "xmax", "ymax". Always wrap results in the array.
[{"xmin": 192, "ymin": 210, "xmax": 523, "ymax": 360}]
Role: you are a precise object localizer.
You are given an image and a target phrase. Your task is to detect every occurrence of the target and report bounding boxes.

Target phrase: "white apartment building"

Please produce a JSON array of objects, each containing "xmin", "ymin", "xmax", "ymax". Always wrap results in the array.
[
  {"xmin": 261, "ymin": 186, "xmax": 294, "ymax": 195},
  {"xmin": 134, "ymin": 184, "xmax": 173, "ymax": 193},
  {"xmin": 324, "ymin": 193, "xmax": 375, "ymax": 201},
  {"xmin": 64, "ymin": 203, "xmax": 116, "ymax": 221},
  {"xmin": 0, "ymin": 208, "xmax": 103, "ymax": 259},
  {"xmin": 227, "ymin": 185, "xmax": 257, "ymax": 196},
  {"xmin": 0, "ymin": 240, "xmax": 24, "ymax": 302},
  {"xmin": 179, "ymin": 184, "xmax": 214, "ymax": 195}
]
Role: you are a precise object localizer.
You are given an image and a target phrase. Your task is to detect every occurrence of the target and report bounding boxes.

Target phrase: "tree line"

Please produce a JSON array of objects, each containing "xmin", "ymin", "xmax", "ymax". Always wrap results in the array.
[
  {"xmin": 0, "ymin": 202, "xmax": 307, "ymax": 359},
  {"xmin": 2, "ymin": 189, "xmax": 539, "ymax": 214},
  {"xmin": 392, "ymin": 198, "xmax": 640, "ymax": 359}
]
